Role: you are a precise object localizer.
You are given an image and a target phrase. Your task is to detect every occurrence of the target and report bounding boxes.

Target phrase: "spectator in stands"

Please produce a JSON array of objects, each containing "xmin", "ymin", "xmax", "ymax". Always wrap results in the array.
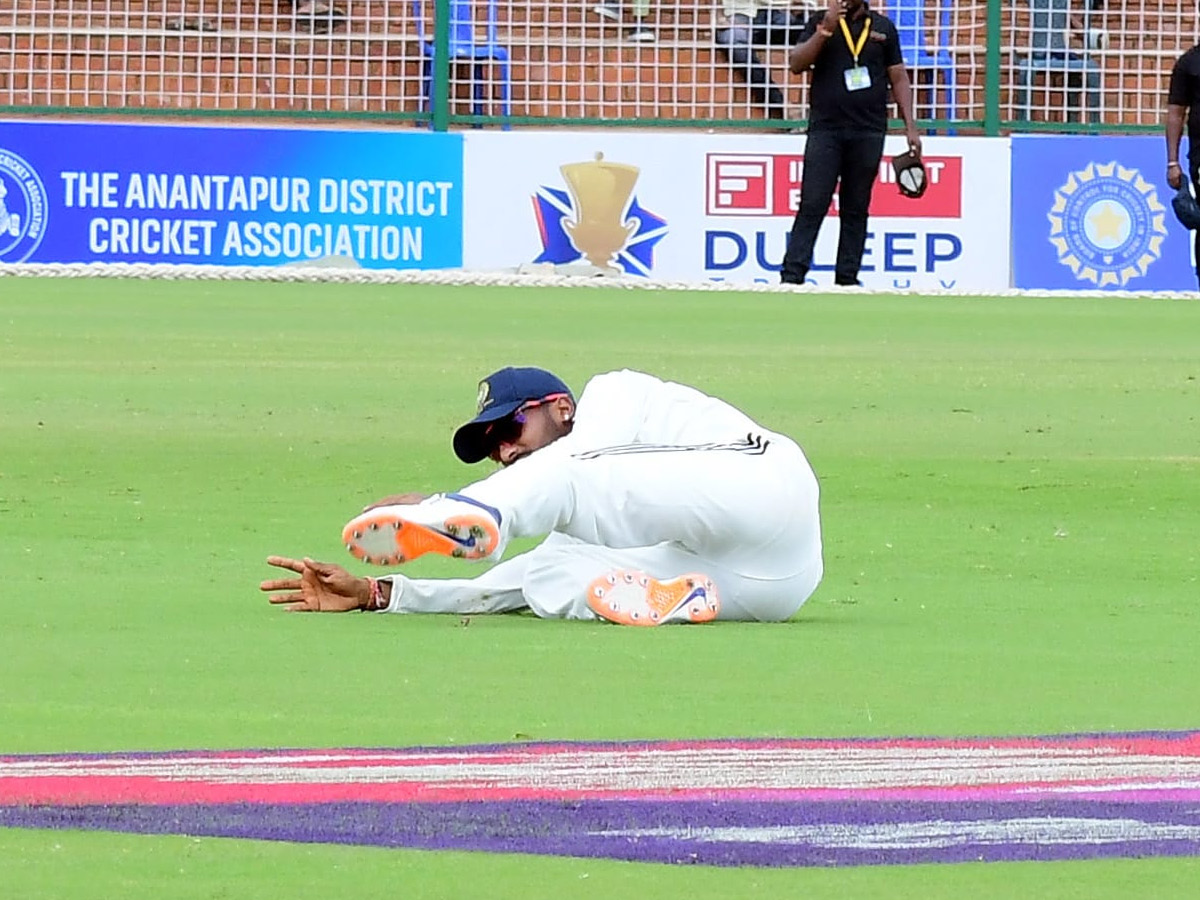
[
  {"xmin": 714, "ymin": 1, "xmax": 819, "ymax": 123},
  {"xmin": 779, "ymin": 0, "xmax": 920, "ymax": 287},
  {"xmin": 1167, "ymin": 40, "xmax": 1200, "ymax": 288},
  {"xmin": 1014, "ymin": 0, "xmax": 1103, "ymax": 122},
  {"xmin": 593, "ymin": 2, "xmax": 656, "ymax": 42},
  {"xmin": 292, "ymin": 0, "xmax": 346, "ymax": 34}
]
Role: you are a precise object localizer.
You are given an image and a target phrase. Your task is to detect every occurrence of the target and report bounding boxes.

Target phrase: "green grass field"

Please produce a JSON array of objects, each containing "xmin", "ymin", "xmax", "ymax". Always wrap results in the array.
[{"xmin": 1, "ymin": 278, "xmax": 1198, "ymax": 898}]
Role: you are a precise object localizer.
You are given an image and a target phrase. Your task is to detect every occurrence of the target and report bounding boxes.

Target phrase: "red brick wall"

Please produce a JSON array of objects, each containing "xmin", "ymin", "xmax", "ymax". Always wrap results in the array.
[{"xmin": 0, "ymin": 1, "xmax": 1192, "ymax": 125}]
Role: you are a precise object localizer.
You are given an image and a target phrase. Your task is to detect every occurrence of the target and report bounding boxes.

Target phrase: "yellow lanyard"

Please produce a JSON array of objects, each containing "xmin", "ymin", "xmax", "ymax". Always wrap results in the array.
[{"xmin": 838, "ymin": 16, "xmax": 871, "ymax": 66}]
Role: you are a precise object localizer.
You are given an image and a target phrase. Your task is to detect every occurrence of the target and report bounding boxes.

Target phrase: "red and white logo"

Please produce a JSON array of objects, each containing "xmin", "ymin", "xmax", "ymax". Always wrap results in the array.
[
  {"xmin": 705, "ymin": 152, "xmax": 963, "ymax": 218},
  {"xmin": 707, "ymin": 154, "xmax": 774, "ymax": 216}
]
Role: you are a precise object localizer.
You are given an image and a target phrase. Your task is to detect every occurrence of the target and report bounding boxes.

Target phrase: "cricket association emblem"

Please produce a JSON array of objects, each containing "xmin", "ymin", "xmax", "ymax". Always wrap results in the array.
[
  {"xmin": 0, "ymin": 147, "xmax": 49, "ymax": 263},
  {"xmin": 1048, "ymin": 161, "xmax": 1167, "ymax": 287},
  {"xmin": 532, "ymin": 152, "xmax": 667, "ymax": 276}
]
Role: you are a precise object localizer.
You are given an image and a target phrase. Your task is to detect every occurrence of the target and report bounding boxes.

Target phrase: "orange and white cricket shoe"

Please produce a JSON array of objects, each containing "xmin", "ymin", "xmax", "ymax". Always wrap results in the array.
[
  {"xmin": 586, "ymin": 569, "xmax": 720, "ymax": 626},
  {"xmin": 342, "ymin": 493, "xmax": 502, "ymax": 566}
]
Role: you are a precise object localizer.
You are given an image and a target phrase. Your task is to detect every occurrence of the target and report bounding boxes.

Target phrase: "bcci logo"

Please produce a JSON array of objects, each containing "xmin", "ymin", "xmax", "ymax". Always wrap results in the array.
[
  {"xmin": 0, "ymin": 148, "xmax": 48, "ymax": 263},
  {"xmin": 1048, "ymin": 161, "xmax": 1167, "ymax": 288},
  {"xmin": 532, "ymin": 152, "xmax": 667, "ymax": 276}
]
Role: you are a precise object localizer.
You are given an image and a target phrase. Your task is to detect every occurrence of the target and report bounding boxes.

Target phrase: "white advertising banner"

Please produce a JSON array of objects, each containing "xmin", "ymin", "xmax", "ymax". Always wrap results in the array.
[{"xmin": 463, "ymin": 131, "xmax": 1012, "ymax": 290}]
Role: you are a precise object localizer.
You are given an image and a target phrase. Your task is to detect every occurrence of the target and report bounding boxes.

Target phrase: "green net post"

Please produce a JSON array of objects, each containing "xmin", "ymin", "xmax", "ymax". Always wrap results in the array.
[
  {"xmin": 985, "ymin": 0, "xmax": 1002, "ymax": 136},
  {"xmin": 432, "ymin": 0, "xmax": 451, "ymax": 132}
]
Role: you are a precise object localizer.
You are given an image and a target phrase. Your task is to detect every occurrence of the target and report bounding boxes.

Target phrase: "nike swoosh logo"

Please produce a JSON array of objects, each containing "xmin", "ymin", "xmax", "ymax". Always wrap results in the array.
[
  {"xmin": 665, "ymin": 586, "xmax": 705, "ymax": 617},
  {"xmin": 431, "ymin": 528, "xmax": 477, "ymax": 549}
]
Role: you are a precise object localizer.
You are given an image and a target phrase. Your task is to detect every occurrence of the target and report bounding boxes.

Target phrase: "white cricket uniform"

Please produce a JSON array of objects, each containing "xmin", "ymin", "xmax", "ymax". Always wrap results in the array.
[{"xmin": 383, "ymin": 369, "xmax": 823, "ymax": 621}]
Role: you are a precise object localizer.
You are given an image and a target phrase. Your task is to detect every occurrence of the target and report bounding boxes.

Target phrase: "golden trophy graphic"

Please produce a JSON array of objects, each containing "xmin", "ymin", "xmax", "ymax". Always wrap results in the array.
[{"xmin": 559, "ymin": 152, "xmax": 640, "ymax": 271}]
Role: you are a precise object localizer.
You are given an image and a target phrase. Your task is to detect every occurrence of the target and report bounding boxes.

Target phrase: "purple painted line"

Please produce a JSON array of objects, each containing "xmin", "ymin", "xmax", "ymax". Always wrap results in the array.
[{"xmin": 2, "ymin": 799, "xmax": 1199, "ymax": 868}]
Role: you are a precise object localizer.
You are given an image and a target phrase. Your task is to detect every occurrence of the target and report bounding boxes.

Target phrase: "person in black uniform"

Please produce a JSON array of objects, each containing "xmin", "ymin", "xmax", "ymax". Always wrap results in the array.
[
  {"xmin": 1167, "ymin": 41, "xmax": 1200, "ymax": 288},
  {"xmin": 780, "ymin": 0, "xmax": 921, "ymax": 286}
]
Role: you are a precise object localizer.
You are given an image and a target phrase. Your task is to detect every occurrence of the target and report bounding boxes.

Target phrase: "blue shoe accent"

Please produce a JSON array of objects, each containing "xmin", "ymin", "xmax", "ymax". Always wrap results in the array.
[{"xmin": 446, "ymin": 492, "xmax": 503, "ymax": 529}]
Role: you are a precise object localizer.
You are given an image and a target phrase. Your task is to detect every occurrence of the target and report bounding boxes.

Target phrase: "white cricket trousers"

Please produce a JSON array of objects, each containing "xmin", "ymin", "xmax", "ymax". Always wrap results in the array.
[{"xmin": 391, "ymin": 433, "xmax": 823, "ymax": 622}]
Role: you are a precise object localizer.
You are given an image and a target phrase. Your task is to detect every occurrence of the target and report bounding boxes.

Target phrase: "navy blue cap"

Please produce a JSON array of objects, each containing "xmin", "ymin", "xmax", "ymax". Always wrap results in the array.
[
  {"xmin": 453, "ymin": 367, "xmax": 573, "ymax": 463},
  {"xmin": 1173, "ymin": 174, "xmax": 1200, "ymax": 230}
]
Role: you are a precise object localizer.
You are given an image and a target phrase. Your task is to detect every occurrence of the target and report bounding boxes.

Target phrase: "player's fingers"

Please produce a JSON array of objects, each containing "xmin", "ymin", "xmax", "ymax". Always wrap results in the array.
[
  {"xmin": 285, "ymin": 602, "xmax": 314, "ymax": 613},
  {"xmin": 303, "ymin": 557, "xmax": 336, "ymax": 577},
  {"xmin": 266, "ymin": 555, "xmax": 305, "ymax": 573},
  {"xmin": 362, "ymin": 492, "xmax": 426, "ymax": 512},
  {"xmin": 362, "ymin": 496, "xmax": 398, "ymax": 512},
  {"xmin": 260, "ymin": 578, "xmax": 302, "ymax": 592},
  {"xmin": 266, "ymin": 592, "xmax": 306, "ymax": 605}
]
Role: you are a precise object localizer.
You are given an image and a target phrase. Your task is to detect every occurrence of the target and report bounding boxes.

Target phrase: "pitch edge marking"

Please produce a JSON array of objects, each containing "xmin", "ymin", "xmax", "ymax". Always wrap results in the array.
[{"xmin": 1, "ymin": 732, "xmax": 1198, "ymax": 868}]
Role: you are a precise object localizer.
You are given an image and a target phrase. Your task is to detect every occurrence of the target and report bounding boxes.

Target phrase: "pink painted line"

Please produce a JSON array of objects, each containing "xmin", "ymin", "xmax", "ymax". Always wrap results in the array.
[
  {"xmin": 3, "ymin": 734, "xmax": 1198, "ymax": 807},
  {"xmin": 3, "ymin": 778, "xmax": 1200, "ymax": 807}
]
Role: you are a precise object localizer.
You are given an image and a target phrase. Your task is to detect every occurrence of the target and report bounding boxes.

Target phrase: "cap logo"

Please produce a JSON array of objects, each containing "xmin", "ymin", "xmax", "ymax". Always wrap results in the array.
[{"xmin": 477, "ymin": 380, "xmax": 492, "ymax": 412}]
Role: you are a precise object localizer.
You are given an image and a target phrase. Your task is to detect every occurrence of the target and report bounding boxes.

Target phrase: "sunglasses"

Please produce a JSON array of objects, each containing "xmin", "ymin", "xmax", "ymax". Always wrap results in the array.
[{"xmin": 482, "ymin": 393, "xmax": 569, "ymax": 448}]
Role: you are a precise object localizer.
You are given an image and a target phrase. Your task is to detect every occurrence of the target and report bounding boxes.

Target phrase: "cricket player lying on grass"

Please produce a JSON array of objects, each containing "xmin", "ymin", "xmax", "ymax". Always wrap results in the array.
[{"xmin": 260, "ymin": 368, "xmax": 823, "ymax": 625}]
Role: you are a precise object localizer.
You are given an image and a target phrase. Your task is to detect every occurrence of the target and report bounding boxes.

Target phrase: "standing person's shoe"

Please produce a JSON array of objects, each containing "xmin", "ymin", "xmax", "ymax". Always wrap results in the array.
[
  {"xmin": 342, "ymin": 494, "xmax": 502, "ymax": 565},
  {"xmin": 627, "ymin": 25, "xmax": 657, "ymax": 42},
  {"xmin": 587, "ymin": 570, "xmax": 720, "ymax": 625}
]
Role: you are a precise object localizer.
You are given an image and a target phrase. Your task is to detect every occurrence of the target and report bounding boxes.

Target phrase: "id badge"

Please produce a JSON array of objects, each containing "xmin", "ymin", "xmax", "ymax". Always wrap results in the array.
[{"xmin": 844, "ymin": 66, "xmax": 871, "ymax": 92}]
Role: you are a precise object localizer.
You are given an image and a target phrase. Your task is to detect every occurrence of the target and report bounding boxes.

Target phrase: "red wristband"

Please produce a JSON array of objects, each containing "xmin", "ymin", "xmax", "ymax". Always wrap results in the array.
[{"xmin": 366, "ymin": 577, "xmax": 388, "ymax": 611}]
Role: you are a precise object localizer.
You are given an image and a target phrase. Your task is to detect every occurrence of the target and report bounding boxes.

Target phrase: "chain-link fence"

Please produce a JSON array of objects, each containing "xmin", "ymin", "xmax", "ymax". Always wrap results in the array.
[{"xmin": 0, "ymin": 1, "xmax": 1194, "ymax": 130}]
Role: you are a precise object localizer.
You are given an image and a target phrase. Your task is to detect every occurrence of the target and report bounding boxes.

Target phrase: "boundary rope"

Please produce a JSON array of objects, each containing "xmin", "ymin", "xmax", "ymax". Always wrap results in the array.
[{"xmin": 1, "ymin": 262, "xmax": 1196, "ymax": 299}]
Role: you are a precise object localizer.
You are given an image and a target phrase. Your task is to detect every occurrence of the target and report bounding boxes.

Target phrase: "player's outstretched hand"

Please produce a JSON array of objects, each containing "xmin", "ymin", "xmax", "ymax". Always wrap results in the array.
[
  {"xmin": 361, "ymin": 492, "xmax": 429, "ymax": 512},
  {"xmin": 260, "ymin": 556, "xmax": 370, "ymax": 612}
]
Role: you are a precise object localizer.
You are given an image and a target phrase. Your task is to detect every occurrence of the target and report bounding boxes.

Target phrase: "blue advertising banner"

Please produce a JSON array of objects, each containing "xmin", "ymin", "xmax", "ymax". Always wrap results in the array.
[
  {"xmin": 0, "ymin": 120, "xmax": 462, "ymax": 269},
  {"xmin": 1011, "ymin": 135, "xmax": 1194, "ymax": 292}
]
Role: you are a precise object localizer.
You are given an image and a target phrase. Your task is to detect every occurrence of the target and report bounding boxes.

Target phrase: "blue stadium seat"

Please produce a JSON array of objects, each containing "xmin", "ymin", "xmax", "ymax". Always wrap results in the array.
[
  {"xmin": 414, "ymin": 0, "xmax": 512, "ymax": 129},
  {"xmin": 887, "ymin": 0, "xmax": 958, "ymax": 124}
]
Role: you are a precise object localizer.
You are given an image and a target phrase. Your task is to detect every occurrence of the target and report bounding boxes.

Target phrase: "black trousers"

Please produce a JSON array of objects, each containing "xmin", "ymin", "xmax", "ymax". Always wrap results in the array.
[
  {"xmin": 1191, "ymin": 154, "xmax": 1200, "ymax": 289},
  {"xmin": 781, "ymin": 129, "xmax": 886, "ymax": 285}
]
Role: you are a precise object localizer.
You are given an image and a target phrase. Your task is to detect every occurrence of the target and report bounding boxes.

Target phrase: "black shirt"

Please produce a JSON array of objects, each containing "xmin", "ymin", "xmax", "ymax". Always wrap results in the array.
[
  {"xmin": 1168, "ymin": 44, "xmax": 1200, "ymax": 151},
  {"xmin": 799, "ymin": 4, "xmax": 904, "ymax": 134}
]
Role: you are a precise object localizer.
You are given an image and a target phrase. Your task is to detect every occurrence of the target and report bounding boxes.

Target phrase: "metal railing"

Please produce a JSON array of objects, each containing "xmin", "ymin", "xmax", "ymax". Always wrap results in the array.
[{"xmin": 0, "ymin": 1, "xmax": 1194, "ymax": 134}]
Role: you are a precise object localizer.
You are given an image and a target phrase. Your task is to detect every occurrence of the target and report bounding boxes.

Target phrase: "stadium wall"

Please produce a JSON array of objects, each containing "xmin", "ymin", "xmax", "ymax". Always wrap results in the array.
[
  {"xmin": 0, "ymin": 119, "xmax": 463, "ymax": 270},
  {"xmin": 462, "ymin": 131, "xmax": 1009, "ymax": 291},
  {"xmin": 0, "ymin": 120, "xmax": 1194, "ymax": 291}
]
